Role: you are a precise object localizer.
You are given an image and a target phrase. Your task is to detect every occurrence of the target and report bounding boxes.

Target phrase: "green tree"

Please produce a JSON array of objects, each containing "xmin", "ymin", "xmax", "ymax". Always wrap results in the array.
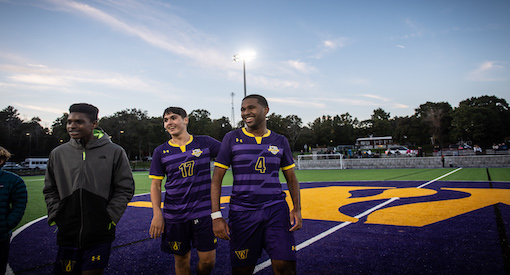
[
  {"xmin": 451, "ymin": 95, "xmax": 510, "ymax": 148},
  {"xmin": 284, "ymin": 115, "xmax": 303, "ymax": 151},
  {"xmin": 210, "ymin": 116, "xmax": 232, "ymax": 141},
  {"xmin": 370, "ymin": 108, "xmax": 392, "ymax": 137},
  {"xmin": 415, "ymin": 102, "xmax": 453, "ymax": 148},
  {"xmin": 188, "ymin": 109, "xmax": 213, "ymax": 136},
  {"xmin": 51, "ymin": 113, "xmax": 69, "ymax": 145},
  {"xmin": 267, "ymin": 113, "xmax": 286, "ymax": 135},
  {"xmin": 100, "ymin": 108, "xmax": 150, "ymax": 160}
]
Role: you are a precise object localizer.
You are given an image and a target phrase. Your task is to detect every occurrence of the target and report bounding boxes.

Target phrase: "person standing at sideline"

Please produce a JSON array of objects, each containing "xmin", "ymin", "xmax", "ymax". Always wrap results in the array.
[
  {"xmin": 149, "ymin": 107, "xmax": 221, "ymax": 275},
  {"xmin": 43, "ymin": 103, "xmax": 135, "ymax": 275},
  {"xmin": 211, "ymin": 94, "xmax": 302, "ymax": 275},
  {"xmin": 0, "ymin": 147, "xmax": 27, "ymax": 275}
]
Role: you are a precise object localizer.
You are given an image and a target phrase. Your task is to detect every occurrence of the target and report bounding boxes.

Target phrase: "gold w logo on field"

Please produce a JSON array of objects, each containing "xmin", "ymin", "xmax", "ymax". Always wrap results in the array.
[
  {"xmin": 235, "ymin": 249, "xmax": 249, "ymax": 260},
  {"xmin": 170, "ymin": 241, "xmax": 182, "ymax": 251}
]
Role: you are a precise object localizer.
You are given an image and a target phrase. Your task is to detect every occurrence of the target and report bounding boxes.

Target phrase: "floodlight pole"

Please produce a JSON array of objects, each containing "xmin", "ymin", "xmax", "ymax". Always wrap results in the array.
[
  {"xmin": 233, "ymin": 54, "xmax": 247, "ymax": 98},
  {"xmin": 242, "ymin": 59, "xmax": 246, "ymax": 98}
]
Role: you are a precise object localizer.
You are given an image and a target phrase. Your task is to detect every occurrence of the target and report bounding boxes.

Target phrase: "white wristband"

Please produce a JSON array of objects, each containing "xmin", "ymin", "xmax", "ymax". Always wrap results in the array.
[{"xmin": 211, "ymin": 211, "xmax": 222, "ymax": 220}]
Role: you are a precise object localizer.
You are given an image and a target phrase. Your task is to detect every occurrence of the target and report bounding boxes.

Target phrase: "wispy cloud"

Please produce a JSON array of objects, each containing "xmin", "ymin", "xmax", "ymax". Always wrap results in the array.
[
  {"xmin": 313, "ymin": 37, "xmax": 349, "ymax": 59},
  {"xmin": 1, "ymin": 63, "xmax": 166, "ymax": 96},
  {"xmin": 361, "ymin": 94, "xmax": 391, "ymax": 102},
  {"xmin": 14, "ymin": 103, "xmax": 65, "ymax": 115},
  {"xmin": 392, "ymin": 103, "xmax": 409, "ymax": 108},
  {"xmin": 268, "ymin": 97, "xmax": 326, "ymax": 109},
  {"xmin": 45, "ymin": 0, "xmax": 228, "ymax": 69},
  {"xmin": 283, "ymin": 60, "xmax": 317, "ymax": 74},
  {"xmin": 467, "ymin": 61, "xmax": 506, "ymax": 81}
]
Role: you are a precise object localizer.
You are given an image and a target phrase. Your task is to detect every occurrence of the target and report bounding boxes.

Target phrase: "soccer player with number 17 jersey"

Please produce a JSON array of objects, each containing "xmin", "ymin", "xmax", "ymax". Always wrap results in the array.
[
  {"xmin": 149, "ymin": 107, "xmax": 221, "ymax": 275},
  {"xmin": 211, "ymin": 94, "xmax": 302, "ymax": 275}
]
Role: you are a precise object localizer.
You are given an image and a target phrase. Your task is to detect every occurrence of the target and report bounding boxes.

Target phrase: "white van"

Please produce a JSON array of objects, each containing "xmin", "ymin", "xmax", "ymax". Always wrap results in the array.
[{"xmin": 24, "ymin": 158, "xmax": 49, "ymax": 170}]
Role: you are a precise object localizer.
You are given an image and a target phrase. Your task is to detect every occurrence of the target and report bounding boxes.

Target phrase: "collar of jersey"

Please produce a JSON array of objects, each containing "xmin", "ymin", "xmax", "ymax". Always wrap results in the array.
[
  {"xmin": 242, "ymin": 128, "xmax": 271, "ymax": 144},
  {"xmin": 168, "ymin": 135, "xmax": 194, "ymax": 153}
]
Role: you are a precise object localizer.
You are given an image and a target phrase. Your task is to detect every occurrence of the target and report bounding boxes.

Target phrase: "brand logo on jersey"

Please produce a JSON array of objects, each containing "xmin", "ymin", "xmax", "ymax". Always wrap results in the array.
[
  {"xmin": 163, "ymin": 150, "xmax": 169, "ymax": 154},
  {"xmin": 236, "ymin": 138, "xmax": 243, "ymax": 143},
  {"xmin": 235, "ymin": 249, "xmax": 249, "ymax": 260},
  {"xmin": 91, "ymin": 255, "xmax": 101, "ymax": 262},
  {"xmin": 291, "ymin": 246, "xmax": 296, "ymax": 251},
  {"xmin": 192, "ymin": 149, "xmax": 203, "ymax": 157},
  {"xmin": 268, "ymin": 145, "xmax": 280, "ymax": 155},
  {"xmin": 60, "ymin": 260, "xmax": 77, "ymax": 272},
  {"xmin": 169, "ymin": 241, "xmax": 182, "ymax": 251}
]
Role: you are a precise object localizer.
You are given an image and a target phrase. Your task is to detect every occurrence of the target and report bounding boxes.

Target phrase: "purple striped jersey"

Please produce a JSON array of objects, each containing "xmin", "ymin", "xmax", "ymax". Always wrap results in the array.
[
  {"xmin": 215, "ymin": 128, "xmax": 295, "ymax": 211},
  {"xmin": 149, "ymin": 135, "xmax": 221, "ymax": 222}
]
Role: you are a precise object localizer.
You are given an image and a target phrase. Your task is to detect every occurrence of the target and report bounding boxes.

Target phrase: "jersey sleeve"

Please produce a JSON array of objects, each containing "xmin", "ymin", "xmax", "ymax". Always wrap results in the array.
[
  {"xmin": 280, "ymin": 136, "xmax": 295, "ymax": 170},
  {"xmin": 149, "ymin": 146, "xmax": 165, "ymax": 180},
  {"xmin": 214, "ymin": 132, "xmax": 233, "ymax": 169}
]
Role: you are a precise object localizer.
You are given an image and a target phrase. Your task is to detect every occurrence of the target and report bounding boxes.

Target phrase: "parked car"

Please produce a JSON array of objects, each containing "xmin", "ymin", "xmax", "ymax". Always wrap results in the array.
[
  {"xmin": 448, "ymin": 144, "xmax": 472, "ymax": 150},
  {"xmin": 385, "ymin": 146, "xmax": 414, "ymax": 156},
  {"xmin": 2, "ymin": 162, "xmax": 23, "ymax": 171}
]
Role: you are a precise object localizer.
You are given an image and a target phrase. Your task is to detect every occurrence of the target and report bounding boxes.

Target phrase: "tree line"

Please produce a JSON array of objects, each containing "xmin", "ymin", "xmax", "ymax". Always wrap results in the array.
[{"xmin": 1, "ymin": 95, "xmax": 508, "ymax": 162}]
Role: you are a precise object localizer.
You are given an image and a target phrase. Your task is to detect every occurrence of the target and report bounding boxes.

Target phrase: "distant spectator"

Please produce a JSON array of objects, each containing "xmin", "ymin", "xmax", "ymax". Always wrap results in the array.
[
  {"xmin": 473, "ymin": 145, "xmax": 482, "ymax": 155},
  {"xmin": 0, "ymin": 146, "xmax": 27, "ymax": 275}
]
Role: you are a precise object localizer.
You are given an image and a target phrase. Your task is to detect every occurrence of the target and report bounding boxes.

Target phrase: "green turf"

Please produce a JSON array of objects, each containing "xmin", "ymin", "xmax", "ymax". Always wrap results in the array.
[{"xmin": 15, "ymin": 168, "xmax": 509, "ymax": 231}]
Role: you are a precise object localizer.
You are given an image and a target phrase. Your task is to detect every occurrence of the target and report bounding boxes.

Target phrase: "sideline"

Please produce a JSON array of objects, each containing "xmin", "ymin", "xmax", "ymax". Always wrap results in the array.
[{"xmin": 253, "ymin": 167, "xmax": 463, "ymax": 273}]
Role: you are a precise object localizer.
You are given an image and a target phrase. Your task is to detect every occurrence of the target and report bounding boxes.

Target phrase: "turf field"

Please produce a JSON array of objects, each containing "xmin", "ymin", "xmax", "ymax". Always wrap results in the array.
[{"xmin": 11, "ymin": 168, "xmax": 510, "ymax": 274}]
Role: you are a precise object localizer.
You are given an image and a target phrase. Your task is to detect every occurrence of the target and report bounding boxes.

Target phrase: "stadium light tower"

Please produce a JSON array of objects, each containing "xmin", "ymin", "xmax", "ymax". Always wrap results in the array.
[{"xmin": 233, "ymin": 51, "xmax": 255, "ymax": 98}]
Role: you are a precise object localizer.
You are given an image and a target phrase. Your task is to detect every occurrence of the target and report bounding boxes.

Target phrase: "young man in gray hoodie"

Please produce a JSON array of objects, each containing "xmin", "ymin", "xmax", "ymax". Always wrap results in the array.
[{"xmin": 43, "ymin": 103, "xmax": 135, "ymax": 275}]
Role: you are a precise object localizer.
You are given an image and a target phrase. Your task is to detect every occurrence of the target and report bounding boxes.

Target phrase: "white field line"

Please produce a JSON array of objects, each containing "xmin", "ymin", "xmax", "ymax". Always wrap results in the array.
[
  {"xmin": 416, "ymin": 167, "xmax": 463, "ymax": 189},
  {"xmin": 254, "ymin": 168, "xmax": 463, "ymax": 273}
]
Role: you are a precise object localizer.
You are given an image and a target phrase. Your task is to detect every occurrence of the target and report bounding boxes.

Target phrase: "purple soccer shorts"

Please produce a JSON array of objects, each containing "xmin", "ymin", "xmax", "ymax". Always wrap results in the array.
[
  {"xmin": 161, "ymin": 215, "xmax": 217, "ymax": 255},
  {"xmin": 54, "ymin": 242, "xmax": 111, "ymax": 274},
  {"xmin": 228, "ymin": 201, "xmax": 296, "ymax": 267}
]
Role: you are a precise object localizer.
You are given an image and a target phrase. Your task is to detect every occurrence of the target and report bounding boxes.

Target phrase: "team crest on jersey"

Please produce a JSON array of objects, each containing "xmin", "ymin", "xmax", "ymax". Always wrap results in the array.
[
  {"xmin": 169, "ymin": 241, "xmax": 182, "ymax": 251},
  {"xmin": 235, "ymin": 249, "xmax": 249, "ymax": 260},
  {"xmin": 192, "ymin": 149, "xmax": 203, "ymax": 157},
  {"xmin": 268, "ymin": 145, "xmax": 280, "ymax": 155}
]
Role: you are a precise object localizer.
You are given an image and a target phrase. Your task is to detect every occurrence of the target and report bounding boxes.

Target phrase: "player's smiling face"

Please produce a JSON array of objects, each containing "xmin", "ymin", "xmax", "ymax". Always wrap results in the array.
[
  {"xmin": 163, "ymin": 112, "xmax": 188, "ymax": 136},
  {"xmin": 67, "ymin": 112, "xmax": 97, "ymax": 142},
  {"xmin": 241, "ymin": 98, "xmax": 269, "ymax": 130}
]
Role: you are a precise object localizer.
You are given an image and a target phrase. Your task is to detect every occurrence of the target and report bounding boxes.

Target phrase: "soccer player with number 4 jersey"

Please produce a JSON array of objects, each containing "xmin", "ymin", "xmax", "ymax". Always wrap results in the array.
[
  {"xmin": 149, "ymin": 107, "xmax": 221, "ymax": 275},
  {"xmin": 211, "ymin": 94, "xmax": 302, "ymax": 275}
]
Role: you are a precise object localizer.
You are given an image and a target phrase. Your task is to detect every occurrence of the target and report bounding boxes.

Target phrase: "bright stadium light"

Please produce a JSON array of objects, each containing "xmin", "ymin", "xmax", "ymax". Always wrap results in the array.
[{"xmin": 233, "ymin": 51, "xmax": 256, "ymax": 97}]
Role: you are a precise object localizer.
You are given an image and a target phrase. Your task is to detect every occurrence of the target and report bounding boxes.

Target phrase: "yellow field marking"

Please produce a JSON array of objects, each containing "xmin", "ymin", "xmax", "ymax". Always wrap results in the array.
[
  {"xmin": 285, "ymin": 187, "xmax": 437, "ymax": 223},
  {"xmin": 366, "ymin": 187, "xmax": 510, "ymax": 227},
  {"xmin": 127, "ymin": 185, "xmax": 508, "ymax": 228}
]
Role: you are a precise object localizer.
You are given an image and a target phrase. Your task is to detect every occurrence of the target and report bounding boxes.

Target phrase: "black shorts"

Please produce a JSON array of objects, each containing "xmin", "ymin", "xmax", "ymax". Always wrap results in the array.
[
  {"xmin": 161, "ymin": 216, "xmax": 217, "ymax": 255},
  {"xmin": 54, "ymin": 242, "xmax": 111, "ymax": 274}
]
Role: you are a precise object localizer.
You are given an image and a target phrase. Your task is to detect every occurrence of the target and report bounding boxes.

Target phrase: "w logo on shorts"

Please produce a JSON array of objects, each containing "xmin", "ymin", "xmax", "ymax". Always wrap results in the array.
[
  {"xmin": 235, "ymin": 249, "xmax": 249, "ymax": 260},
  {"xmin": 60, "ymin": 260, "xmax": 77, "ymax": 272},
  {"xmin": 169, "ymin": 241, "xmax": 182, "ymax": 251}
]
